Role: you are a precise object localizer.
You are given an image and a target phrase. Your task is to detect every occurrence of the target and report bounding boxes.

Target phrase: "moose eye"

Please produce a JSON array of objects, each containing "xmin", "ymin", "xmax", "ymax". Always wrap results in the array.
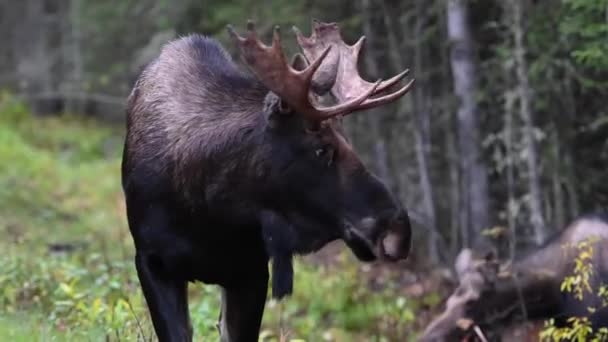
[
  {"xmin": 315, "ymin": 147, "xmax": 327, "ymax": 157},
  {"xmin": 314, "ymin": 145, "xmax": 334, "ymax": 166}
]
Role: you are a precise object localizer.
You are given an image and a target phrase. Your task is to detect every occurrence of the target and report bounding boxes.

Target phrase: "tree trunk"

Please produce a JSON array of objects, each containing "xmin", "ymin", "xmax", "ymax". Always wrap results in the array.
[
  {"xmin": 504, "ymin": 88, "xmax": 517, "ymax": 260},
  {"xmin": 65, "ymin": 0, "xmax": 84, "ymax": 114},
  {"xmin": 511, "ymin": 0, "xmax": 546, "ymax": 245},
  {"xmin": 380, "ymin": 0, "xmax": 440, "ymax": 263},
  {"xmin": 437, "ymin": 0, "xmax": 462, "ymax": 258},
  {"xmin": 360, "ymin": 0, "xmax": 391, "ymax": 184},
  {"xmin": 551, "ymin": 126, "xmax": 565, "ymax": 231},
  {"xmin": 412, "ymin": 0, "xmax": 439, "ymax": 264},
  {"xmin": 14, "ymin": 0, "xmax": 52, "ymax": 96},
  {"xmin": 563, "ymin": 77, "xmax": 580, "ymax": 219},
  {"xmin": 446, "ymin": 0, "xmax": 490, "ymax": 245}
]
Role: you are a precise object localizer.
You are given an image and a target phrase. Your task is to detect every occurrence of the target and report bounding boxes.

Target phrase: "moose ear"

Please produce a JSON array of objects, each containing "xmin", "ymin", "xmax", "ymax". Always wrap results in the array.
[
  {"xmin": 263, "ymin": 92, "xmax": 292, "ymax": 128},
  {"xmin": 290, "ymin": 52, "xmax": 337, "ymax": 95}
]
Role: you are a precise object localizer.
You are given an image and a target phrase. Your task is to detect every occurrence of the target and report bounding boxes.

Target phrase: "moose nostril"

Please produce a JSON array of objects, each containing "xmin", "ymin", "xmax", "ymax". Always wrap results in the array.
[
  {"xmin": 389, "ymin": 211, "xmax": 403, "ymax": 225},
  {"xmin": 382, "ymin": 232, "xmax": 401, "ymax": 258},
  {"xmin": 395, "ymin": 210, "xmax": 411, "ymax": 227},
  {"xmin": 359, "ymin": 217, "xmax": 376, "ymax": 231}
]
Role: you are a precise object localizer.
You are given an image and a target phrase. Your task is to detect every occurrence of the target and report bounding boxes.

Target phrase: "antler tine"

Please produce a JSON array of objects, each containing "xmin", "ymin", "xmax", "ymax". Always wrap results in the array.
[
  {"xmin": 350, "ymin": 37, "xmax": 410, "ymax": 96},
  {"xmin": 375, "ymin": 69, "xmax": 410, "ymax": 95},
  {"xmin": 226, "ymin": 24, "xmax": 242, "ymax": 42},
  {"xmin": 295, "ymin": 21, "xmax": 413, "ymax": 114},
  {"xmin": 309, "ymin": 79, "xmax": 382, "ymax": 119},
  {"xmin": 228, "ymin": 22, "xmax": 304, "ymax": 108},
  {"xmin": 299, "ymin": 45, "xmax": 331, "ymax": 83},
  {"xmin": 246, "ymin": 20, "xmax": 256, "ymax": 33},
  {"xmin": 271, "ymin": 25, "xmax": 281, "ymax": 51},
  {"xmin": 292, "ymin": 25, "xmax": 309, "ymax": 47},
  {"xmin": 351, "ymin": 36, "xmax": 365, "ymax": 53},
  {"xmin": 355, "ymin": 79, "xmax": 415, "ymax": 112}
]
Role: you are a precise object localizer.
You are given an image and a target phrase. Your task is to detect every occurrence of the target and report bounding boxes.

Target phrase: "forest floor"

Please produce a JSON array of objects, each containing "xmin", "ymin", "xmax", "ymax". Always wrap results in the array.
[{"xmin": 0, "ymin": 94, "xmax": 450, "ymax": 341}]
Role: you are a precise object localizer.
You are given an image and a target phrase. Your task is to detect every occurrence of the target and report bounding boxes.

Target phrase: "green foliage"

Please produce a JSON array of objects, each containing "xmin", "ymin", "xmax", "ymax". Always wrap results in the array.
[
  {"xmin": 540, "ymin": 238, "xmax": 608, "ymax": 342},
  {"xmin": 542, "ymin": 317, "xmax": 608, "ymax": 342},
  {"xmin": 561, "ymin": 0, "xmax": 608, "ymax": 71},
  {"xmin": 0, "ymin": 92, "xmax": 159, "ymax": 340},
  {"xmin": 0, "ymin": 254, "xmax": 148, "ymax": 339},
  {"xmin": 559, "ymin": 238, "xmax": 595, "ymax": 301},
  {"xmin": 77, "ymin": 0, "xmax": 176, "ymax": 93},
  {"xmin": 263, "ymin": 259, "xmax": 416, "ymax": 341}
]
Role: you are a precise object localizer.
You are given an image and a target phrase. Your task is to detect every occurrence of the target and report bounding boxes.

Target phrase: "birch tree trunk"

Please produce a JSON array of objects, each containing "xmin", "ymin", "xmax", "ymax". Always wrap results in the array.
[
  {"xmin": 551, "ymin": 126, "xmax": 565, "ymax": 231},
  {"xmin": 379, "ymin": 0, "xmax": 440, "ymax": 263},
  {"xmin": 563, "ymin": 77, "xmax": 580, "ymax": 219},
  {"xmin": 66, "ymin": 0, "xmax": 84, "ymax": 114},
  {"xmin": 360, "ymin": 0, "xmax": 391, "ymax": 184},
  {"xmin": 438, "ymin": 0, "xmax": 462, "ymax": 258},
  {"xmin": 511, "ymin": 0, "xmax": 546, "ymax": 245},
  {"xmin": 504, "ymin": 88, "xmax": 517, "ymax": 260},
  {"xmin": 412, "ymin": 0, "xmax": 439, "ymax": 264},
  {"xmin": 14, "ymin": 0, "xmax": 52, "ymax": 97},
  {"xmin": 446, "ymin": 0, "xmax": 490, "ymax": 245}
]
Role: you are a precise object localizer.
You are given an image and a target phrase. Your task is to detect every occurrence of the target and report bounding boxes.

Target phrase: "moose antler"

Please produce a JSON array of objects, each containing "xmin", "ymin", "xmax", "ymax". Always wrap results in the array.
[
  {"xmin": 227, "ymin": 21, "xmax": 380, "ymax": 122},
  {"xmin": 293, "ymin": 20, "xmax": 414, "ymax": 113}
]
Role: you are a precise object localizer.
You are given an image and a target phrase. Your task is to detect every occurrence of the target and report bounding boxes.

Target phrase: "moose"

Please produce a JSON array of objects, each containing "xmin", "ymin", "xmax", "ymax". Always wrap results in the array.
[
  {"xmin": 121, "ymin": 20, "xmax": 414, "ymax": 341},
  {"xmin": 420, "ymin": 213, "xmax": 608, "ymax": 341}
]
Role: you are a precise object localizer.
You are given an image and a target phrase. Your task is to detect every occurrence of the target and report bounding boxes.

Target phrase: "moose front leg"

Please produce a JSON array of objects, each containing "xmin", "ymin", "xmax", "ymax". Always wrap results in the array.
[
  {"xmin": 128, "ymin": 201, "xmax": 192, "ymax": 342},
  {"xmin": 135, "ymin": 253, "xmax": 192, "ymax": 342},
  {"xmin": 218, "ymin": 262, "xmax": 269, "ymax": 342}
]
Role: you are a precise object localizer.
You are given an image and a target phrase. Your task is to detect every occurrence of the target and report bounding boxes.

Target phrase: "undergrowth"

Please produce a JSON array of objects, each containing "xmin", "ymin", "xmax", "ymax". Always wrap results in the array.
[{"xmin": 540, "ymin": 238, "xmax": 608, "ymax": 342}]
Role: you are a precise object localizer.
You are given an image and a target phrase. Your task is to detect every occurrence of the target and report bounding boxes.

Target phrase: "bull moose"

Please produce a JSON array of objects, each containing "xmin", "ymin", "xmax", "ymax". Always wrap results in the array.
[
  {"xmin": 121, "ymin": 20, "xmax": 414, "ymax": 341},
  {"xmin": 420, "ymin": 213, "xmax": 608, "ymax": 341}
]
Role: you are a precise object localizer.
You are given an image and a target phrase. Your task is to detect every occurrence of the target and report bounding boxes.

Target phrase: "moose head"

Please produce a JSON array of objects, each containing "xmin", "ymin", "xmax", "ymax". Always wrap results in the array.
[{"xmin": 227, "ymin": 20, "xmax": 413, "ymax": 272}]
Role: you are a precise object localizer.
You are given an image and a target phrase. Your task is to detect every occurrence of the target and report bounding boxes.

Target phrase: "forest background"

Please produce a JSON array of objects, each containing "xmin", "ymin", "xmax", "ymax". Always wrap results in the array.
[{"xmin": 0, "ymin": 0, "xmax": 606, "ymax": 340}]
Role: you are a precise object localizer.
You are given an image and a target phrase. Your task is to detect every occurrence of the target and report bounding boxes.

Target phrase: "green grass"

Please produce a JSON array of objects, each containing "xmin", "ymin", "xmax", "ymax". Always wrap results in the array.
[{"xmin": 0, "ymin": 92, "xmax": 418, "ymax": 341}]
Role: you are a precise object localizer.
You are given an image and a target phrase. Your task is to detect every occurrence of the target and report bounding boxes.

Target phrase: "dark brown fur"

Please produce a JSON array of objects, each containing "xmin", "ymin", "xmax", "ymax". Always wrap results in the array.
[{"xmin": 124, "ymin": 36, "xmax": 267, "ymax": 201}]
